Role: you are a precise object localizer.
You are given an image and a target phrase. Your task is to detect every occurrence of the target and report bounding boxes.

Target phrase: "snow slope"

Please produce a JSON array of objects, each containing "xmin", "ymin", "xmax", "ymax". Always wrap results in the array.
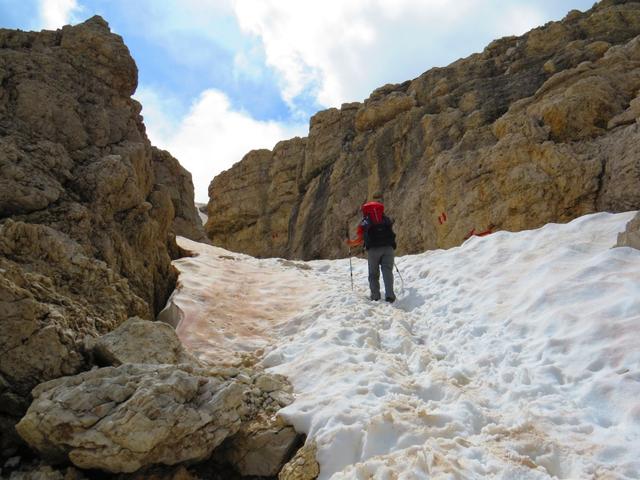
[{"xmin": 171, "ymin": 212, "xmax": 640, "ymax": 479}]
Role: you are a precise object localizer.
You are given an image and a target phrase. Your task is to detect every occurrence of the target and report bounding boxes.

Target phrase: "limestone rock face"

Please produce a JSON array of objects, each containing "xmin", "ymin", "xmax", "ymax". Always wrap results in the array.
[
  {"xmin": 0, "ymin": 220, "xmax": 148, "ymax": 388},
  {"xmin": 151, "ymin": 147, "xmax": 208, "ymax": 243},
  {"xmin": 93, "ymin": 317, "xmax": 199, "ymax": 367},
  {"xmin": 206, "ymin": 0, "xmax": 640, "ymax": 259},
  {"xmin": 355, "ymin": 85, "xmax": 416, "ymax": 132},
  {"xmin": 206, "ymin": 140, "xmax": 306, "ymax": 258},
  {"xmin": 0, "ymin": 17, "xmax": 196, "ymax": 452},
  {"xmin": 616, "ymin": 212, "xmax": 640, "ymax": 249},
  {"xmin": 15, "ymin": 364, "xmax": 247, "ymax": 473}
]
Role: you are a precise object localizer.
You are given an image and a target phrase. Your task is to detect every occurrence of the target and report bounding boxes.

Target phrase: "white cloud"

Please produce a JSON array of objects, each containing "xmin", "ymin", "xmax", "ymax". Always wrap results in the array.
[
  {"xmin": 233, "ymin": 0, "xmax": 377, "ymax": 108},
  {"xmin": 39, "ymin": 0, "xmax": 80, "ymax": 29},
  {"xmin": 136, "ymin": 86, "xmax": 307, "ymax": 203},
  {"xmin": 233, "ymin": 46, "xmax": 268, "ymax": 82},
  {"xmin": 231, "ymin": 0, "xmax": 554, "ymax": 109},
  {"xmin": 497, "ymin": 5, "xmax": 547, "ymax": 37}
]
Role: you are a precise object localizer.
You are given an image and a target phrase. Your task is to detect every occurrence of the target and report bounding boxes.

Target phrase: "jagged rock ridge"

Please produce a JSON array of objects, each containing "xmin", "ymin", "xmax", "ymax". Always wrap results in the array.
[
  {"xmin": 0, "ymin": 16, "xmax": 203, "ymax": 455},
  {"xmin": 206, "ymin": 0, "xmax": 640, "ymax": 260}
]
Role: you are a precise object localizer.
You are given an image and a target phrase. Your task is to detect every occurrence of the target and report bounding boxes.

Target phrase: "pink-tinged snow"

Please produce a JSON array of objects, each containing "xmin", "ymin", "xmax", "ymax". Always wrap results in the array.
[
  {"xmin": 169, "ymin": 212, "xmax": 640, "ymax": 479},
  {"xmin": 169, "ymin": 246, "xmax": 327, "ymax": 364}
]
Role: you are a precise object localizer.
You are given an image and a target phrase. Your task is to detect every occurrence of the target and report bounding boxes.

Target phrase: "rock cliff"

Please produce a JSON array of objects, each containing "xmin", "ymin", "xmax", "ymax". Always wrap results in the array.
[
  {"xmin": 206, "ymin": 0, "xmax": 640, "ymax": 259},
  {"xmin": 0, "ymin": 17, "xmax": 201, "ymax": 454},
  {"xmin": 617, "ymin": 211, "xmax": 640, "ymax": 249},
  {"xmin": 152, "ymin": 147, "xmax": 208, "ymax": 243}
]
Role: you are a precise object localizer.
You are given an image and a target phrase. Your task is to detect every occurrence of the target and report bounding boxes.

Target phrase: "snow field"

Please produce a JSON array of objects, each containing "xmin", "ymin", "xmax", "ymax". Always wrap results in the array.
[{"xmin": 173, "ymin": 212, "xmax": 640, "ymax": 479}]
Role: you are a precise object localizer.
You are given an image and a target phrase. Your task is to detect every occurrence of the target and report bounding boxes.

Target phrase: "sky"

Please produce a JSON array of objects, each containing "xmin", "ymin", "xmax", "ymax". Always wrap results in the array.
[{"xmin": 0, "ymin": 0, "xmax": 597, "ymax": 202}]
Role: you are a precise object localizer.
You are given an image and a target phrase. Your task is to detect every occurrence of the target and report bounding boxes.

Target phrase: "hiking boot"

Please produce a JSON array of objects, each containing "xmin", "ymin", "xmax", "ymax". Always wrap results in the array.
[
  {"xmin": 370, "ymin": 295, "xmax": 381, "ymax": 301},
  {"xmin": 385, "ymin": 296, "xmax": 396, "ymax": 303}
]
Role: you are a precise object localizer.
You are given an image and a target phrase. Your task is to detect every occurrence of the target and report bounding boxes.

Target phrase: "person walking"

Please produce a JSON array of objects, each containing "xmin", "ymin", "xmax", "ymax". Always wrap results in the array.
[{"xmin": 346, "ymin": 200, "xmax": 397, "ymax": 302}]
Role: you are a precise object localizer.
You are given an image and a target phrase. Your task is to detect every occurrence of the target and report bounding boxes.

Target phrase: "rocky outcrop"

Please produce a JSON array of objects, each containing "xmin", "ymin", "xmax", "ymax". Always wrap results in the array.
[
  {"xmin": 206, "ymin": 0, "xmax": 640, "ymax": 259},
  {"xmin": 16, "ymin": 364, "xmax": 299, "ymax": 475},
  {"xmin": 151, "ymin": 147, "xmax": 208, "ymax": 243},
  {"xmin": 16, "ymin": 364, "xmax": 248, "ymax": 473},
  {"xmin": 0, "ymin": 220, "xmax": 150, "ymax": 454},
  {"xmin": 0, "ymin": 17, "xmax": 198, "ymax": 454},
  {"xmin": 222, "ymin": 421, "xmax": 300, "ymax": 477},
  {"xmin": 616, "ymin": 212, "xmax": 640, "ymax": 249},
  {"xmin": 92, "ymin": 317, "xmax": 199, "ymax": 367},
  {"xmin": 214, "ymin": 372, "xmax": 299, "ymax": 477},
  {"xmin": 16, "ymin": 318, "xmax": 300, "ymax": 475},
  {"xmin": 278, "ymin": 442, "xmax": 320, "ymax": 480}
]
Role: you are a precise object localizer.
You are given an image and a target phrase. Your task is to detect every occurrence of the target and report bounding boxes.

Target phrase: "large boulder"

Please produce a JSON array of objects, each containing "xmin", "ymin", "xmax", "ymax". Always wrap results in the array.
[
  {"xmin": 16, "ymin": 363, "xmax": 301, "ymax": 475},
  {"xmin": 92, "ymin": 317, "xmax": 199, "ymax": 367},
  {"xmin": 15, "ymin": 364, "xmax": 248, "ymax": 473},
  {"xmin": 206, "ymin": 0, "xmax": 640, "ymax": 259},
  {"xmin": 15, "ymin": 312, "xmax": 300, "ymax": 476}
]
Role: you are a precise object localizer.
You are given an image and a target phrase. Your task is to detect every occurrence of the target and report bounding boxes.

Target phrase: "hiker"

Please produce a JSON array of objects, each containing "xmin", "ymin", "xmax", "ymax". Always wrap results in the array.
[{"xmin": 346, "ymin": 201, "xmax": 397, "ymax": 302}]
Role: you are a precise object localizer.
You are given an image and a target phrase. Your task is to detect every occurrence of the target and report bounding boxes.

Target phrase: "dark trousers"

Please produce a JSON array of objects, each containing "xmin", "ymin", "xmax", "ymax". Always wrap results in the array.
[{"xmin": 367, "ymin": 246, "xmax": 395, "ymax": 300}]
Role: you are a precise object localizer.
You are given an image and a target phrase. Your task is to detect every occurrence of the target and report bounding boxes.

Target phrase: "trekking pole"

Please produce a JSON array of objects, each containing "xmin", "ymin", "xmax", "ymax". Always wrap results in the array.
[
  {"xmin": 348, "ymin": 247, "xmax": 354, "ymax": 291},
  {"xmin": 345, "ymin": 222, "xmax": 354, "ymax": 291},
  {"xmin": 394, "ymin": 261, "xmax": 405, "ymax": 295}
]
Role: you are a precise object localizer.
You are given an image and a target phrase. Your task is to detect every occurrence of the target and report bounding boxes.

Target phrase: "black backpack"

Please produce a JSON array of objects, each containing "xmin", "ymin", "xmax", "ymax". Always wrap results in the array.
[{"xmin": 363, "ymin": 215, "xmax": 396, "ymax": 249}]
